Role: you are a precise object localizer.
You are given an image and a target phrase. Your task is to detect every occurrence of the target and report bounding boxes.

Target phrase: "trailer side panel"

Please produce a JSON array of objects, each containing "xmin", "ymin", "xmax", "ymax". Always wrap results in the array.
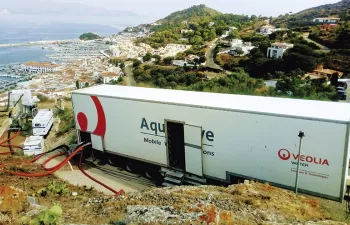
[{"xmin": 72, "ymin": 93, "xmax": 348, "ymax": 201}]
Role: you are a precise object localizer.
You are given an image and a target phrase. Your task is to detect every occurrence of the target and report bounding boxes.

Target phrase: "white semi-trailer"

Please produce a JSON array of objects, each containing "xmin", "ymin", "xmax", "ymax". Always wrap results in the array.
[
  {"xmin": 32, "ymin": 109, "xmax": 53, "ymax": 136},
  {"xmin": 71, "ymin": 84, "xmax": 350, "ymax": 202}
]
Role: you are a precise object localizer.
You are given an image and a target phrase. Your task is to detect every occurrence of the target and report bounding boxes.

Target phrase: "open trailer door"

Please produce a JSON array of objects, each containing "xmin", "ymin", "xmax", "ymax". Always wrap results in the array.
[{"xmin": 184, "ymin": 124, "xmax": 203, "ymax": 176}]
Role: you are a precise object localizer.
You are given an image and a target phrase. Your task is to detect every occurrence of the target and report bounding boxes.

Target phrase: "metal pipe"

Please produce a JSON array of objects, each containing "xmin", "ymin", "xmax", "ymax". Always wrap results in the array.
[{"xmin": 295, "ymin": 131, "xmax": 305, "ymax": 194}]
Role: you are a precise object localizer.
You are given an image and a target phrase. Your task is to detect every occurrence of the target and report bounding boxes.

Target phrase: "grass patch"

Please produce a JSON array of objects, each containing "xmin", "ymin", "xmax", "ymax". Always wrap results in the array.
[{"xmin": 56, "ymin": 108, "xmax": 75, "ymax": 137}]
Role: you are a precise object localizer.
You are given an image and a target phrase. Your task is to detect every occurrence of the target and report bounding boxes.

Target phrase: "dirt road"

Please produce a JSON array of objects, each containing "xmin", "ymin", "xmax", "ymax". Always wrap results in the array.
[
  {"xmin": 205, "ymin": 39, "xmax": 223, "ymax": 70},
  {"xmin": 125, "ymin": 62, "xmax": 136, "ymax": 86},
  {"xmin": 302, "ymin": 33, "xmax": 330, "ymax": 52}
]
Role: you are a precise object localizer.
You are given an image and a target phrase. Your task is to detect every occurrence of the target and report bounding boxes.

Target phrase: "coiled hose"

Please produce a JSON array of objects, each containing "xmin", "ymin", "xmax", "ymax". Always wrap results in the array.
[{"xmin": 0, "ymin": 141, "xmax": 125, "ymax": 196}]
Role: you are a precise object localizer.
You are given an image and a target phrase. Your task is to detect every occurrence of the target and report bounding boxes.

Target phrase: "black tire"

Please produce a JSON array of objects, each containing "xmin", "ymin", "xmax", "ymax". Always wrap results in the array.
[
  {"xmin": 107, "ymin": 154, "xmax": 124, "ymax": 167},
  {"xmin": 144, "ymin": 168, "xmax": 161, "ymax": 179},
  {"xmin": 126, "ymin": 161, "xmax": 136, "ymax": 173}
]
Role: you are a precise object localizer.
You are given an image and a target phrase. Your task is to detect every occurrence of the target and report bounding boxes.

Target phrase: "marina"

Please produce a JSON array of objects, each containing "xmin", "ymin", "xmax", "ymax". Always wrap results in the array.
[
  {"xmin": 46, "ymin": 40, "xmax": 110, "ymax": 61},
  {"xmin": 0, "ymin": 64, "xmax": 33, "ymax": 89},
  {"xmin": 0, "ymin": 39, "xmax": 77, "ymax": 48}
]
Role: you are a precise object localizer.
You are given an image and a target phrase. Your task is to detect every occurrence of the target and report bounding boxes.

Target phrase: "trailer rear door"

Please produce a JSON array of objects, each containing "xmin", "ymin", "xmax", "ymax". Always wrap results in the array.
[{"xmin": 184, "ymin": 124, "xmax": 203, "ymax": 176}]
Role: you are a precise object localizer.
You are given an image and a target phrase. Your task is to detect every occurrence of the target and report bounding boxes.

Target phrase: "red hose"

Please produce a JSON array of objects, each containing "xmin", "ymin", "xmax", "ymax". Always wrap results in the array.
[
  {"xmin": 0, "ymin": 136, "xmax": 126, "ymax": 196},
  {"xmin": 42, "ymin": 152, "xmax": 66, "ymax": 171},
  {"xmin": 0, "ymin": 146, "xmax": 83, "ymax": 177},
  {"xmin": 0, "ymin": 130, "xmax": 22, "ymax": 154},
  {"xmin": 0, "ymin": 131, "xmax": 8, "ymax": 142},
  {"xmin": 78, "ymin": 151, "xmax": 125, "ymax": 197},
  {"xmin": 0, "ymin": 130, "xmax": 21, "ymax": 145}
]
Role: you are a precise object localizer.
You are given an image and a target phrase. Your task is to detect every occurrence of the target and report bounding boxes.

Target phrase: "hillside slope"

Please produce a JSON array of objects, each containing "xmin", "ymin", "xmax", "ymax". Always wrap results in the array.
[
  {"xmin": 134, "ymin": 5, "xmax": 251, "ymax": 48},
  {"xmin": 157, "ymin": 4, "xmax": 222, "ymax": 25},
  {"xmin": 273, "ymin": 0, "xmax": 350, "ymax": 27}
]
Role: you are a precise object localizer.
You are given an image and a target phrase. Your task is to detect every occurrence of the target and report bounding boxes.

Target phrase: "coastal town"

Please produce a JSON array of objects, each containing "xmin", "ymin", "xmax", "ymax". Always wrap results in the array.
[
  {"xmin": 0, "ymin": 14, "xmax": 346, "ymax": 106},
  {"xmin": 0, "ymin": 23, "xmax": 198, "ymax": 104}
]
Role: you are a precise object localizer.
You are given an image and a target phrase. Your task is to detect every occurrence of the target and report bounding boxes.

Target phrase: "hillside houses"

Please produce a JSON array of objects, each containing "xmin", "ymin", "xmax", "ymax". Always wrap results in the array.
[
  {"xmin": 217, "ymin": 39, "xmax": 255, "ymax": 57},
  {"xmin": 101, "ymin": 72, "xmax": 121, "ymax": 84},
  {"xmin": 267, "ymin": 42, "xmax": 294, "ymax": 58},
  {"xmin": 305, "ymin": 65, "xmax": 343, "ymax": 80},
  {"xmin": 77, "ymin": 77, "xmax": 97, "ymax": 89},
  {"xmin": 259, "ymin": 25, "xmax": 282, "ymax": 36},
  {"xmin": 313, "ymin": 17, "xmax": 341, "ymax": 24},
  {"xmin": 229, "ymin": 39, "xmax": 255, "ymax": 56}
]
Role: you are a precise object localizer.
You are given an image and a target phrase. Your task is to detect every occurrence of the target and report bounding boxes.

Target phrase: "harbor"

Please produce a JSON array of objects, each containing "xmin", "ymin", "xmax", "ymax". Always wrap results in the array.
[
  {"xmin": 0, "ymin": 64, "xmax": 33, "ymax": 90},
  {"xmin": 0, "ymin": 39, "xmax": 77, "ymax": 48},
  {"xmin": 46, "ymin": 40, "xmax": 110, "ymax": 61}
]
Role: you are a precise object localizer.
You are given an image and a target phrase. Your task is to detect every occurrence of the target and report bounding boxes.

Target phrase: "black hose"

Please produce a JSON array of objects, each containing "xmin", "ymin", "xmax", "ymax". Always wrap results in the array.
[{"xmin": 33, "ymin": 144, "xmax": 71, "ymax": 157}]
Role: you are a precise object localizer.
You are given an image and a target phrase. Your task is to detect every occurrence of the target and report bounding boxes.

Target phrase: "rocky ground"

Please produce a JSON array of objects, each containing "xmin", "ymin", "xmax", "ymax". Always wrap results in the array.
[{"xmin": 0, "ymin": 156, "xmax": 349, "ymax": 225}]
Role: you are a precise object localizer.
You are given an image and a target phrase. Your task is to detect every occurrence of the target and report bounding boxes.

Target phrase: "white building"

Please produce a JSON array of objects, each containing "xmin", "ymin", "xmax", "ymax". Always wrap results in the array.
[
  {"xmin": 231, "ymin": 39, "xmax": 243, "ymax": 46},
  {"xmin": 107, "ymin": 66, "xmax": 122, "ymax": 74},
  {"xmin": 171, "ymin": 60, "xmax": 195, "ymax": 67},
  {"xmin": 101, "ymin": 72, "xmax": 120, "ymax": 84},
  {"xmin": 267, "ymin": 42, "xmax": 294, "ymax": 59},
  {"xmin": 185, "ymin": 54, "xmax": 200, "ymax": 63},
  {"xmin": 109, "ymin": 46, "xmax": 120, "ymax": 57},
  {"xmin": 22, "ymin": 62, "xmax": 61, "ymax": 73},
  {"xmin": 77, "ymin": 77, "xmax": 96, "ymax": 88},
  {"xmin": 259, "ymin": 25, "xmax": 283, "ymax": 36},
  {"xmin": 181, "ymin": 29, "xmax": 192, "ymax": 34},
  {"xmin": 228, "ymin": 39, "xmax": 255, "ymax": 56},
  {"xmin": 313, "ymin": 18, "xmax": 340, "ymax": 23}
]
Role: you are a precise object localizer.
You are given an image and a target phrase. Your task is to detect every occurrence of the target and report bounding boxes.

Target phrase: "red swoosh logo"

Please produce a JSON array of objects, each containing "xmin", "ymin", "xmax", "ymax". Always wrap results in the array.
[
  {"xmin": 77, "ymin": 96, "xmax": 106, "ymax": 137},
  {"xmin": 91, "ymin": 96, "xmax": 106, "ymax": 137}
]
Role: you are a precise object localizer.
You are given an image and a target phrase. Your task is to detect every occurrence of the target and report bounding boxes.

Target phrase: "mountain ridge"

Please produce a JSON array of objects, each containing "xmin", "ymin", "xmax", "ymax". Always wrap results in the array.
[{"xmin": 273, "ymin": 0, "xmax": 350, "ymax": 27}]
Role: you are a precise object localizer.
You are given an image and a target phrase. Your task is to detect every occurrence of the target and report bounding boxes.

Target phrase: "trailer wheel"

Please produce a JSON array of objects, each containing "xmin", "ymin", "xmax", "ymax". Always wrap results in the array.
[
  {"xmin": 107, "ymin": 154, "xmax": 125, "ymax": 168},
  {"xmin": 126, "ymin": 161, "xmax": 135, "ymax": 173},
  {"xmin": 144, "ymin": 171, "xmax": 153, "ymax": 179}
]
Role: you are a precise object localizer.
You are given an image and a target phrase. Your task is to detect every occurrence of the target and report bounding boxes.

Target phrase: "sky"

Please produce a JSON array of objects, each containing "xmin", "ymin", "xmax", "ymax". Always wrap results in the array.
[
  {"xmin": 0, "ymin": 0, "xmax": 341, "ymax": 27},
  {"xmin": 53, "ymin": 0, "xmax": 340, "ymax": 18}
]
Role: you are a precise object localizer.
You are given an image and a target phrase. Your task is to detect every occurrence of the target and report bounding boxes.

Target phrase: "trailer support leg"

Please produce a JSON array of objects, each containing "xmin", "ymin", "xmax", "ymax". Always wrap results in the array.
[{"xmin": 295, "ymin": 131, "xmax": 305, "ymax": 195}]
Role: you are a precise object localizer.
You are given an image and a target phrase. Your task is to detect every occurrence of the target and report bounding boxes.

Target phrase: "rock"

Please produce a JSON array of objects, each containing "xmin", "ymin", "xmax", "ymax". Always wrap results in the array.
[{"xmin": 0, "ymin": 185, "xmax": 27, "ymax": 214}]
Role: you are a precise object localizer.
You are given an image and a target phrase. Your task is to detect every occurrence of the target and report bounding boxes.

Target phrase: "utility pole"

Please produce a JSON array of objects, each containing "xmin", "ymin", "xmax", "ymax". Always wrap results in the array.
[{"xmin": 295, "ymin": 131, "xmax": 305, "ymax": 194}]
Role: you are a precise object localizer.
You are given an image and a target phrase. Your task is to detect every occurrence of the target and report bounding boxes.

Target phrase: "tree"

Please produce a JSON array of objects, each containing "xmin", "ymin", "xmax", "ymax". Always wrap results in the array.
[
  {"xmin": 85, "ymin": 82, "xmax": 89, "ymax": 87},
  {"xmin": 153, "ymin": 55, "xmax": 161, "ymax": 63},
  {"xmin": 163, "ymin": 57, "xmax": 175, "ymax": 65},
  {"xmin": 133, "ymin": 60, "xmax": 142, "ymax": 67},
  {"xmin": 250, "ymin": 15, "xmax": 258, "ymax": 22},
  {"xmin": 76, "ymin": 80, "xmax": 79, "ymax": 89},
  {"xmin": 143, "ymin": 52, "xmax": 152, "ymax": 62},
  {"xmin": 284, "ymin": 53, "xmax": 317, "ymax": 72},
  {"xmin": 226, "ymin": 30, "xmax": 239, "ymax": 41},
  {"xmin": 199, "ymin": 56, "xmax": 206, "ymax": 64},
  {"xmin": 120, "ymin": 63, "xmax": 125, "ymax": 70},
  {"xmin": 330, "ymin": 72, "xmax": 339, "ymax": 86},
  {"xmin": 232, "ymin": 48, "xmax": 244, "ymax": 56},
  {"xmin": 190, "ymin": 35, "xmax": 204, "ymax": 45}
]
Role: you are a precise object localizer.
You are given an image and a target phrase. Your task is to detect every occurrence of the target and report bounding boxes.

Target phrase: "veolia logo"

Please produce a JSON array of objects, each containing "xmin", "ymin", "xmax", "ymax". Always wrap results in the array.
[
  {"xmin": 278, "ymin": 149, "xmax": 291, "ymax": 160},
  {"xmin": 77, "ymin": 96, "xmax": 106, "ymax": 137},
  {"xmin": 277, "ymin": 148, "xmax": 329, "ymax": 166}
]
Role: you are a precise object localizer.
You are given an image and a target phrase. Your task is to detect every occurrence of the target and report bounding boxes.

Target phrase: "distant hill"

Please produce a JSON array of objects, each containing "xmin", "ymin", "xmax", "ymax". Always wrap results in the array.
[
  {"xmin": 131, "ymin": 4, "xmax": 251, "ymax": 49},
  {"xmin": 273, "ymin": 0, "xmax": 350, "ymax": 27},
  {"xmin": 79, "ymin": 33, "xmax": 101, "ymax": 41},
  {"xmin": 156, "ymin": 4, "xmax": 222, "ymax": 25}
]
